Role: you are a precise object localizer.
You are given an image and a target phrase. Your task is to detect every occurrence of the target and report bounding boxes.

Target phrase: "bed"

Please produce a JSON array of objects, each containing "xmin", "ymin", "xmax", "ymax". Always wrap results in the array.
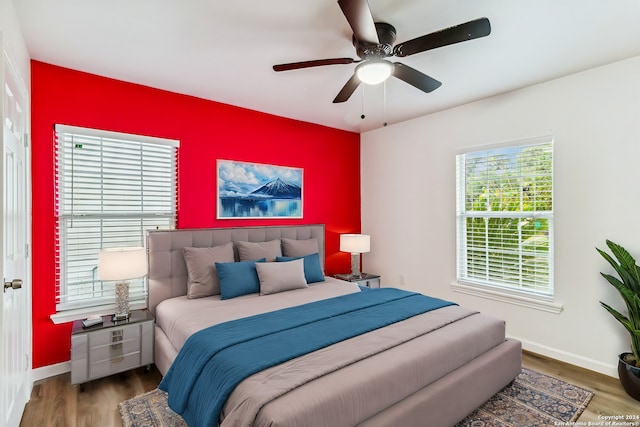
[{"xmin": 147, "ymin": 224, "xmax": 521, "ymax": 427}]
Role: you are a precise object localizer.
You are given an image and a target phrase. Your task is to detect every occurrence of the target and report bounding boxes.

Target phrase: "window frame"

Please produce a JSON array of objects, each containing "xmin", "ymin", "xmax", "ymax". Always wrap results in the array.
[
  {"xmin": 51, "ymin": 124, "xmax": 179, "ymax": 323},
  {"xmin": 453, "ymin": 135, "xmax": 562, "ymax": 313}
]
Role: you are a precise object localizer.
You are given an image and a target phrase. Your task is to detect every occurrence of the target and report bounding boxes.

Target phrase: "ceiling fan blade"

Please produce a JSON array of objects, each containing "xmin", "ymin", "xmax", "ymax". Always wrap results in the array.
[
  {"xmin": 392, "ymin": 63, "xmax": 442, "ymax": 93},
  {"xmin": 338, "ymin": 0, "xmax": 379, "ymax": 44},
  {"xmin": 333, "ymin": 73, "xmax": 361, "ymax": 103},
  {"xmin": 273, "ymin": 58, "xmax": 357, "ymax": 72},
  {"xmin": 393, "ymin": 17, "xmax": 491, "ymax": 57}
]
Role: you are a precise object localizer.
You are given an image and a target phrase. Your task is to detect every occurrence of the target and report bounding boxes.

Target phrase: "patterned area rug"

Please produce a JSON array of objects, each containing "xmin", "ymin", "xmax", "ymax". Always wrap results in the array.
[
  {"xmin": 119, "ymin": 388, "xmax": 186, "ymax": 427},
  {"xmin": 119, "ymin": 368, "xmax": 593, "ymax": 427},
  {"xmin": 456, "ymin": 368, "xmax": 594, "ymax": 426}
]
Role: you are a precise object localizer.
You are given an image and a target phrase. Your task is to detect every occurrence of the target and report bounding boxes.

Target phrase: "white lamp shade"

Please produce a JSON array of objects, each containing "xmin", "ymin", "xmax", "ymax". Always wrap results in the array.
[
  {"xmin": 356, "ymin": 60, "xmax": 393, "ymax": 85},
  {"xmin": 340, "ymin": 234, "xmax": 371, "ymax": 254},
  {"xmin": 98, "ymin": 247, "xmax": 147, "ymax": 281}
]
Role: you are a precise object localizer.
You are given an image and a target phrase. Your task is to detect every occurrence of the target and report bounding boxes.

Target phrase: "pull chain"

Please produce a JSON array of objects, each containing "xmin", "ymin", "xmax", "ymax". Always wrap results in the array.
[
  {"xmin": 383, "ymin": 80, "xmax": 388, "ymax": 127},
  {"xmin": 361, "ymin": 84, "xmax": 366, "ymax": 120}
]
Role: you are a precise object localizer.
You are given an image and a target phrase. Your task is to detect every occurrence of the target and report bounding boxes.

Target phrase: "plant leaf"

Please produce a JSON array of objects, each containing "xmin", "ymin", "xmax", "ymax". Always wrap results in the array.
[
  {"xmin": 597, "ymin": 248, "xmax": 628, "ymax": 286},
  {"xmin": 607, "ymin": 240, "xmax": 638, "ymax": 273},
  {"xmin": 600, "ymin": 272, "xmax": 625, "ymax": 290},
  {"xmin": 600, "ymin": 301, "xmax": 634, "ymax": 334},
  {"xmin": 630, "ymin": 294, "xmax": 640, "ymax": 329},
  {"xmin": 607, "ymin": 240, "xmax": 640, "ymax": 292},
  {"xmin": 600, "ymin": 273, "xmax": 637, "ymax": 306}
]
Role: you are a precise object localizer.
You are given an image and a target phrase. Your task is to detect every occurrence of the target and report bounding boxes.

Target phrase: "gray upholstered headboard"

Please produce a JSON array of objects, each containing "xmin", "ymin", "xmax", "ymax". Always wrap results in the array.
[{"xmin": 146, "ymin": 224, "xmax": 325, "ymax": 315}]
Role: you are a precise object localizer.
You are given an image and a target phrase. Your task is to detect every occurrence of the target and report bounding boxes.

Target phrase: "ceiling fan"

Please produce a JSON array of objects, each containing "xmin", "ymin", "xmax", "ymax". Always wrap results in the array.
[{"xmin": 272, "ymin": 0, "xmax": 491, "ymax": 103}]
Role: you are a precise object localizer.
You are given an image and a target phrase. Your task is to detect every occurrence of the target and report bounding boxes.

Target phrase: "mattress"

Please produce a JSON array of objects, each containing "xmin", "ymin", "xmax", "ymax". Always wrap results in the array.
[{"xmin": 155, "ymin": 278, "xmax": 510, "ymax": 426}]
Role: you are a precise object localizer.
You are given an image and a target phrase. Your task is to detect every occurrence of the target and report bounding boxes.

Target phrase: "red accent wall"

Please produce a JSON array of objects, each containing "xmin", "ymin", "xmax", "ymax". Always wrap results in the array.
[{"xmin": 31, "ymin": 61, "xmax": 361, "ymax": 369}]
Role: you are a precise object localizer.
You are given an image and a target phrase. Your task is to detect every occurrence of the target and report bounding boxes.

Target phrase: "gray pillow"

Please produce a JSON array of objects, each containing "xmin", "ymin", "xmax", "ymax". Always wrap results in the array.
[
  {"xmin": 183, "ymin": 243, "xmax": 234, "ymax": 298},
  {"xmin": 256, "ymin": 258, "xmax": 308, "ymax": 295},
  {"xmin": 236, "ymin": 239, "xmax": 282, "ymax": 262},
  {"xmin": 281, "ymin": 238, "xmax": 319, "ymax": 257}
]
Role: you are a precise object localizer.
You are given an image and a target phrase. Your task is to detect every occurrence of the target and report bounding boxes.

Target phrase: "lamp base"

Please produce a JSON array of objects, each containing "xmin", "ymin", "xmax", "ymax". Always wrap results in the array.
[
  {"xmin": 350, "ymin": 253, "xmax": 361, "ymax": 279},
  {"xmin": 114, "ymin": 281, "xmax": 130, "ymax": 322}
]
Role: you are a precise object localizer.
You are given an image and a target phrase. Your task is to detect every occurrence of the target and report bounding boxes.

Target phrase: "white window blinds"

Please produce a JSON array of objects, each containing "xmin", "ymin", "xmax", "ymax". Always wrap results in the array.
[
  {"xmin": 456, "ymin": 137, "xmax": 554, "ymax": 296},
  {"xmin": 55, "ymin": 124, "xmax": 179, "ymax": 313}
]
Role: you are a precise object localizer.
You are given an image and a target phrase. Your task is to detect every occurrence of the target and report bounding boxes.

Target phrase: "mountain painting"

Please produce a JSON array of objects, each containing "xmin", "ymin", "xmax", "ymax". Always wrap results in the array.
[{"xmin": 217, "ymin": 160, "xmax": 303, "ymax": 218}]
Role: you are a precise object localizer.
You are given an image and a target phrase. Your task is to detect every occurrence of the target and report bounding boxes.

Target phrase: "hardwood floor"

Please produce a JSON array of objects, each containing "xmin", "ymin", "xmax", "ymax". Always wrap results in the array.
[
  {"xmin": 20, "ymin": 367, "xmax": 162, "ymax": 427},
  {"xmin": 20, "ymin": 351, "xmax": 640, "ymax": 426}
]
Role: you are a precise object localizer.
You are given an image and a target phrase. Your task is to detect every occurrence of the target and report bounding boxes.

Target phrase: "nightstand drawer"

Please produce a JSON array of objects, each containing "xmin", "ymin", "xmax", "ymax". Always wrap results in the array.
[
  {"xmin": 90, "ymin": 351, "xmax": 141, "ymax": 379},
  {"xmin": 89, "ymin": 324, "xmax": 140, "ymax": 348},
  {"xmin": 356, "ymin": 277, "xmax": 381, "ymax": 288},
  {"xmin": 334, "ymin": 273, "xmax": 381, "ymax": 288},
  {"xmin": 90, "ymin": 337, "xmax": 140, "ymax": 363}
]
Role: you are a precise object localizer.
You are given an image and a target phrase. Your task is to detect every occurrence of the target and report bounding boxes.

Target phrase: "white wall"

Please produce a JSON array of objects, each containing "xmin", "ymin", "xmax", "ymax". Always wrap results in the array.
[{"xmin": 361, "ymin": 55, "xmax": 640, "ymax": 377}]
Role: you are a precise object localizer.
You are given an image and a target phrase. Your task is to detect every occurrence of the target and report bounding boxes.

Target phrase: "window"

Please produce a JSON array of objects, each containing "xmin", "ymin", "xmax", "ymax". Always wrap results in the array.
[
  {"xmin": 455, "ymin": 136, "xmax": 554, "ymax": 301},
  {"xmin": 54, "ymin": 125, "xmax": 179, "ymax": 315}
]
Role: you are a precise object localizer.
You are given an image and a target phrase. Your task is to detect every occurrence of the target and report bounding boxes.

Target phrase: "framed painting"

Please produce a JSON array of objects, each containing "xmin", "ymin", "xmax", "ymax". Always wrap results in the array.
[{"xmin": 217, "ymin": 160, "xmax": 303, "ymax": 219}]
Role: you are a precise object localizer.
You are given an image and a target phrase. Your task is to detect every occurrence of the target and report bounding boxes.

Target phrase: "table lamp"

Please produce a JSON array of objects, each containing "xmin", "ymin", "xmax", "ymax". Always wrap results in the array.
[
  {"xmin": 340, "ymin": 234, "xmax": 370, "ymax": 279},
  {"xmin": 98, "ymin": 247, "xmax": 147, "ymax": 321}
]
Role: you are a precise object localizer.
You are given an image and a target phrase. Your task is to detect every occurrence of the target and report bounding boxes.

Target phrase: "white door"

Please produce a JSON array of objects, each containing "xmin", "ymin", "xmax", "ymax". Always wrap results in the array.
[{"xmin": 1, "ymin": 40, "xmax": 31, "ymax": 427}]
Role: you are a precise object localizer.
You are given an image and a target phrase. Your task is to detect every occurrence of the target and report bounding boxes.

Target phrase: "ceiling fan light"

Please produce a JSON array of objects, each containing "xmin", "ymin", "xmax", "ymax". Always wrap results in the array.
[{"xmin": 356, "ymin": 61, "xmax": 393, "ymax": 85}]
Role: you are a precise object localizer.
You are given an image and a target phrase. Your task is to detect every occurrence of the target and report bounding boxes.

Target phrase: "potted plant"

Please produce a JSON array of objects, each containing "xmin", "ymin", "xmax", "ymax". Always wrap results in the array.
[{"xmin": 596, "ymin": 240, "xmax": 640, "ymax": 401}]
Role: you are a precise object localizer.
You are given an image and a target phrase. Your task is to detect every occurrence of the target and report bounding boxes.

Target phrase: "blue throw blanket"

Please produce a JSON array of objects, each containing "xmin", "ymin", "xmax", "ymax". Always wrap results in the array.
[{"xmin": 159, "ymin": 288, "xmax": 456, "ymax": 427}]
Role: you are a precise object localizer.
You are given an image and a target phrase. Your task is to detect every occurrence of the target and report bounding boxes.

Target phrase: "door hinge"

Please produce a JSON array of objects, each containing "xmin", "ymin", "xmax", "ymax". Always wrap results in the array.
[
  {"xmin": 24, "ymin": 133, "xmax": 30, "ymax": 148},
  {"xmin": 25, "ymin": 243, "xmax": 30, "ymax": 258}
]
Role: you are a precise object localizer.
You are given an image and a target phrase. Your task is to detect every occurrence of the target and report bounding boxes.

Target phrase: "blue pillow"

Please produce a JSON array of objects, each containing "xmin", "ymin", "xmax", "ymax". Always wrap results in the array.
[
  {"xmin": 216, "ymin": 258, "xmax": 266, "ymax": 300},
  {"xmin": 276, "ymin": 253, "xmax": 324, "ymax": 284}
]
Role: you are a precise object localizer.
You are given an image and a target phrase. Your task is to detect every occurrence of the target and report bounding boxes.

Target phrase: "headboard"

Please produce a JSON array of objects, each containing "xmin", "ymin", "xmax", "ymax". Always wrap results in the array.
[{"xmin": 146, "ymin": 224, "xmax": 325, "ymax": 315}]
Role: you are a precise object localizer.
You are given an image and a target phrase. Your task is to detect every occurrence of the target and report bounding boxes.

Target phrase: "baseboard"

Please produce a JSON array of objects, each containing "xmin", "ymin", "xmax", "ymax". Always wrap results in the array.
[
  {"xmin": 511, "ymin": 335, "xmax": 618, "ymax": 378},
  {"xmin": 32, "ymin": 361, "xmax": 71, "ymax": 383}
]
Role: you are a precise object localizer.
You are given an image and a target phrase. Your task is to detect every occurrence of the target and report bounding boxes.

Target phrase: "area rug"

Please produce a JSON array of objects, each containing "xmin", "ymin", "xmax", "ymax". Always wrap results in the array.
[
  {"xmin": 119, "ymin": 368, "xmax": 593, "ymax": 427},
  {"xmin": 456, "ymin": 368, "xmax": 594, "ymax": 426}
]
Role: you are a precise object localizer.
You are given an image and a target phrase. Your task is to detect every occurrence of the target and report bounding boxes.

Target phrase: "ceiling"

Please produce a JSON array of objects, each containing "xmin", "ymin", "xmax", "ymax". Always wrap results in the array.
[{"xmin": 13, "ymin": 0, "xmax": 640, "ymax": 133}]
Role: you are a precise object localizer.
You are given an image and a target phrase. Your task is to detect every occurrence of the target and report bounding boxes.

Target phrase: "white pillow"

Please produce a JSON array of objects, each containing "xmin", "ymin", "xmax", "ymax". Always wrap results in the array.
[{"xmin": 255, "ymin": 258, "xmax": 308, "ymax": 295}]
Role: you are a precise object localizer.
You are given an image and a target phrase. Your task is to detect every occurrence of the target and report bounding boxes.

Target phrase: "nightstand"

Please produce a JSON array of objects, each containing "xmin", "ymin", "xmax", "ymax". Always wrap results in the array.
[
  {"xmin": 334, "ymin": 273, "xmax": 381, "ymax": 289},
  {"xmin": 70, "ymin": 309, "xmax": 154, "ymax": 385}
]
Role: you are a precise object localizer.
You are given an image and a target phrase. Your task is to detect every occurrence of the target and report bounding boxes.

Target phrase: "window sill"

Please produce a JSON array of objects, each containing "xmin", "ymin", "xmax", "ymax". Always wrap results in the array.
[
  {"xmin": 50, "ymin": 301, "xmax": 147, "ymax": 324},
  {"xmin": 450, "ymin": 281, "xmax": 563, "ymax": 314}
]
